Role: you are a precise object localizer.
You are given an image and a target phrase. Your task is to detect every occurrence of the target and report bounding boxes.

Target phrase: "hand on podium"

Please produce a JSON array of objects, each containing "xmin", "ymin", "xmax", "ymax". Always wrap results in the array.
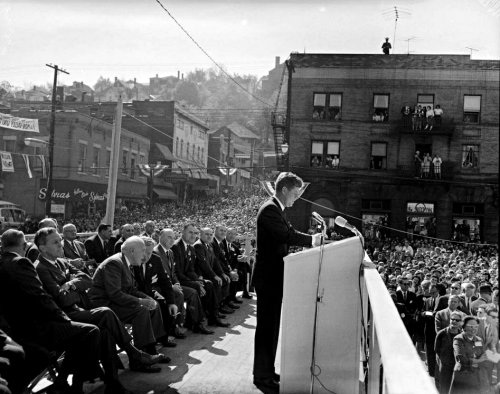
[{"xmin": 312, "ymin": 233, "xmax": 323, "ymax": 247}]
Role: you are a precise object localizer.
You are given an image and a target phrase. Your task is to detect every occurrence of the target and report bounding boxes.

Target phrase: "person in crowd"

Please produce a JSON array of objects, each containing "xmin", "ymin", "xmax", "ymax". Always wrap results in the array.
[
  {"xmin": 452, "ymin": 316, "xmax": 491, "ymax": 393},
  {"xmin": 0, "ymin": 229, "xmax": 102, "ymax": 394},
  {"xmin": 251, "ymin": 172, "xmax": 321, "ymax": 392},
  {"xmin": 414, "ymin": 151, "xmax": 422, "ymax": 178},
  {"xmin": 424, "ymin": 105, "xmax": 434, "ymax": 131},
  {"xmin": 34, "ymin": 227, "xmax": 163, "ymax": 384},
  {"xmin": 88, "ymin": 236, "xmax": 167, "ymax": 359},
  {"xmin": 133, "ymin": 237, "xmax": 179, "ymax": 350},
  {"xmin": 470, "ymin": 284, "xmax": 493, "ymax": 316},
  {"xmin": 421, "ymin": 284, "xmax": 439, "ymax": 377},
  {"xmin": 227, "ymin": 228, "xmax": 253, "ymax": 299},
  {"xmin": 434, "ymin": 281, "xmax": 469, "ymax": 313},
  {"xmin": 460, "ymin": 282, "xmax": 478, "ymax": 315},
  {"xmin": 422, "ymin": 152, "xmax": 431, "ymax": 179},
  {"xmin": 434, "ymin": 104, "xmax": 443, "ymax": 128},
  {"xmin": 114, "ymin": 224, "xmax": 135, "ymax": 253},
  {"xmin": 62, "ymin": 223, "xmax": 97, "ymax": 276},
  {"xmin": 412, "ymin": 104, "xmax": 421, "ymax": 131},
  {"xmin": 133, "ymin": 223, "xmax": 142, "ymax": 236},
  {"xmin": 432, "ymin": 154, "xmax": 442, "ymax": 180},
  {"xmin": 382, "ymin": 37, "xmax": 392, "ymax": 55},
  {"xmin": 84, "ymin": 224, "xmax": 114, "ymax": 265},
  {"xmin": 396, "ymin": 277, "xmax": 417, "ymax": 339},
  {"xmin": 142, "ymin": 221, "xmax": 156, "ymax": 238},
  {"xmin": 435, "ymin": 295, "xmax": 466, "ymax": 333},
  {"xmin": 401, "ymin": 104, "xmax": 412, "ymax": 129},
  {"xmin": 155, "ymin": 229, "xmax": 213, "ymax": 335},
  {"xmin": 435, "ymin": 311, "xmax": 463, "ymax": 394},
  {"xmin": 25, "ymin": 218, "xmax": 58, "ymax": 263},
  {"xmin": 172, "ymin": 224, "xmax": 228, "ymax": 328}
]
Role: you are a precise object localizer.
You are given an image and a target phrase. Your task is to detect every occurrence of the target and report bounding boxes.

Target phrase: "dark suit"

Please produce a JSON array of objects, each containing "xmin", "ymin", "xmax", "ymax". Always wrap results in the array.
[
  {"xmin": 134, "ymin": 253, "xmax": 175, "ymax": 336},
  {"xmin": 252, "ymin": 197, "xmax": 312, "ymax": 380},
  {"xmin": 113, "ymin": 237, "xmax": 125, "ymax": 254},
  {"xmin": 35, "ymin": 256, "xmax": 134, "ymax": 384},
  {"xmin": 470, "ymin": 296, "xmax": 490, "ymax": 316},
  {"xmin": 230, "ymin": 241, "xmax": 250, "ymax": 294},
  {"xmin": 193, "ymin": 239, "xmax": 229, "ymax": 304},
  {"xmin": 172, "ymin": 239, "xmax": 218, "ymax": 321},
  {"xmin": 435, "ymin": 308, "xmax": 465, "ymax": 334},
  {"xmin": 434, "ymin": 295, "xmax": 469, "ymax": 315},
  {"xmin": 0, "ymin": 252, "xmax": 101, "ymax": 383},
  {"xmin": 84, "ymin": 234, "xmax": 112, "ymax": 265},
  {"xmin": 154, "ymin": 244, "xmax": 205, "ymax": 325},
  {"xmin": 422, "ymin": 296, "xmax": 438, "ymax": 377},
  {"xmin": 459, "ymin": 295, "xmax": 478, "ymax": 315},
  {"xmin": 88, "ymin": 253, "xmax": 165, "ymax": 349}
]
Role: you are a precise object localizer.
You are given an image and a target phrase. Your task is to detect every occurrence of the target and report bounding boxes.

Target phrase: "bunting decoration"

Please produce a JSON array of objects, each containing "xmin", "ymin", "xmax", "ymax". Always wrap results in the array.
[
  {"xmin": 137, "ymin": 164, "xmax": 169, "ymax": 177},
  {"xmin": 0, "ymin": 151, "xmax": 14, "ymax": 172},
  {"xmin": 38, "ymin": 155, "xmax": 47, "ymax": 178},
  {"xmin": 218, "ymin": 167, "xmax": 238, "ymax": 176},
  {"xmin": 22, "ymin": 154, "xmax": 32, "ymax": 178},
  {"xmin": 259, "ymin": 180, "xmax": 310, "ymax": 197}
]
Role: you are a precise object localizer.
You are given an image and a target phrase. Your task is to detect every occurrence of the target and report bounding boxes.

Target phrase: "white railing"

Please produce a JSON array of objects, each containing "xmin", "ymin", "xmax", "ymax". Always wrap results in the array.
[{"xmin": 361, "ymin": 256, "xmax": 438, "ymax": 394}]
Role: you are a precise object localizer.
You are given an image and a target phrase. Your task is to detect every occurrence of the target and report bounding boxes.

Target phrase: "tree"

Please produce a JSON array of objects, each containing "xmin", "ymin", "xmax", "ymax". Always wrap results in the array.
[
  {"xmin": 174, "ymin": 81, "xmax": 201, "ymax": 107},
  {"xmin": 93, "ymin": 76, "xmax": 112, "ymax": 92}
]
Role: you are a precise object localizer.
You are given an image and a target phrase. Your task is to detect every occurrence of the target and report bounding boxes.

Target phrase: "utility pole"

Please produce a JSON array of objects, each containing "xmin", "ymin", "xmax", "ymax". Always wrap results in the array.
[
  {"xmin": 45, "ymin": 64, "xmax": 69, "ymax": 217},
  {"xmin": 149, "ymin": 167, "xmax": 154, "ymax": 214},
  {"xmin": 104, "ymin": 96, "xmax": 123, "ymax": 227},
  {"xmin": 226, "ymin": 130, "xmax": 231, "ymax": 188},
  {"xmin": 284, "ymin": 60, "xmax": 294, "ymax": 171}
]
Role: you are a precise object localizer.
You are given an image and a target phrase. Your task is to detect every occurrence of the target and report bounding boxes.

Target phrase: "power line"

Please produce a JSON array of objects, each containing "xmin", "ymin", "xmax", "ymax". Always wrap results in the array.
[{"xmin": 154, "ymin": 0, "xmax": 274, "ymax": 109}]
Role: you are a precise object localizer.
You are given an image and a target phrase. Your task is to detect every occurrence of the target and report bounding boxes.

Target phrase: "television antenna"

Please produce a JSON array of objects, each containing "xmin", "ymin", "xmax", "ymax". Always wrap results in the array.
[
  {"xmin": 382, "ymin": 6, "xmax": 412, "ymax": 53},
  {"xmin": 465, "ymin": 46, "xmax": 479, "ymax": 57},
  {"xmin": 400, "ymin": 36, "xmax": 421, "ymax": 54}
]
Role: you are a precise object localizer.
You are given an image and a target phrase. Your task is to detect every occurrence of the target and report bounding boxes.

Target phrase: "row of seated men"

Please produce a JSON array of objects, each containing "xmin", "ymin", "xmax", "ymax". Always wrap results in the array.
[
  {"xmin": 0, "ymin": 219, "xmax": 252, "ymax": 394},
  {"xmin": 391, "ymin": 278, "xmax": 499, "ymax": 393}
]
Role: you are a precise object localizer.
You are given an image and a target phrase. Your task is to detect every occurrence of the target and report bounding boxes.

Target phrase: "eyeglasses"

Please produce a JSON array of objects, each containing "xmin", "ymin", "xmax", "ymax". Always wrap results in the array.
[
  {"xmin": 450, "ymin": 318, "xmax": 462, "ymax": 322},
  {"xmin": 465, "ymin": 325, "xmax": 479, "ymax": 329},
  {"xmin": 451, "ymin": 287, "xmax": 460, "ymax": 290}
]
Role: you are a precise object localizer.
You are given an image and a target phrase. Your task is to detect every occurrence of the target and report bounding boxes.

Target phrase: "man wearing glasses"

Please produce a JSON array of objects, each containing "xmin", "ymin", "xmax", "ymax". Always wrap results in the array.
[
  {"xmin": 459, "ymin": 283, "xmax": 478, "ymax": 315},
  {"xmin": 396, "ymin": 278, "xmax": 417, "ymax": 340},
  {"xmin": 435, "ymin": 295, "xmax": 466, "ymax": 333}
]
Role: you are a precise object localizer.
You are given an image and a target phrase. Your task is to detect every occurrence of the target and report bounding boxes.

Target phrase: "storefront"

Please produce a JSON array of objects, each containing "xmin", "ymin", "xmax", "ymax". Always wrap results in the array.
[
  {"xmin": 361, "ymin": 199, "xmax": 391, "ymax": 239},
  {"xmin": 406, "ymin": 202, "xmax": 436, "ymax": 240}
]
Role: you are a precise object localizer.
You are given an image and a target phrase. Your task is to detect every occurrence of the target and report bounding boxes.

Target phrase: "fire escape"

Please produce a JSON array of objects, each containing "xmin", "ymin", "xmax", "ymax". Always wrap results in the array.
[{"xmin": 271, "ymin": 111, "xmax": 287, "ymax": 167}]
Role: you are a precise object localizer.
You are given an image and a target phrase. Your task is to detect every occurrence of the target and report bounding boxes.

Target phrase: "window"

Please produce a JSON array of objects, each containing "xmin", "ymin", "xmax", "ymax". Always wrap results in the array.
[
  {"xmin": 192, "ymin": 144, "xmax": 195, "ymax": 160},
  {"xmin": 3, "ymin": 137, "xmax": 16, "ymax": 153},
  {"xmin": 187, "ymin": 142, "xmax": 190, "ymax": 159},
  {"xmin": 312, "ymin": 93, "xmax": 342, "ymax": 121},
  {"xmin": 372, "ymin": 94, "xmax": 389, "ymax": 122},
  {"xmin": 78, "ymin": 143, "xmax": 87, "ymax": 172},
  {"xmin": 463, "ymin": 95, "xmax": 481, "ymax": 123},
  {"xmin": 91, "ymin": 147, "xmax": 100, "ymax": 175},
  {"xmin": 176, "ymin": 137, "xmax": 179, "ymax": 156},
  {"xmin": 197, "ymin": 146, "xmax": 200, "ymax": 160},
  {"xmin": 406, "ymin": 202, "xmax": 436, "ymax": 240},
  {"xmin": 190, "ymin": 126, "xmax": 193, "ymax": 135},
  {"xmin": 452, "ymin": 203, "xmax": 484, "ymax": 242},
  {"xmin": 310, "ymin": 141, "xmax": 340, "ymax": 169},
  {"xmin": 201, "ymin": 147, "xmax": 204, "ymax": 162},
  {"xmin": 180, "ymin": 140, "xmax": 184, "ymax": 158},
  {"xmin": 462, "ymin": 145, "xmax": 479, "ymax": 168},
  {"xmin": 139, "ymin": 154, "xmax": 145, "ymax": 177},
  {"xmin": 105, "ymin": 149, "xmax": 111, "ymax": 177},
  {"xmin": 417, "ymin": 94, "xmax": 434, "ymax": 110},
  {"xmin": 370, "ymin": 142, "xmax": 387, "ymax": 169},
  {"xmin": 122, "ymin": 149, "xmax": 128, "ymax": 175},
  {"xmin": 130, "ymin": 153, "xmax": 136, "ymax": 179}
]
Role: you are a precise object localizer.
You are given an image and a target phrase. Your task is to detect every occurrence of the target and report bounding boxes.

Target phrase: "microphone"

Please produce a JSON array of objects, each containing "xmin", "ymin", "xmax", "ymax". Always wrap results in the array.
[
  {"xmin": 311, "ymin": 211, "xmax": 325, "ymax": 224},
  {"xmin": 334, "ymin": 216, "xmax": 358, "ymax": 233}
]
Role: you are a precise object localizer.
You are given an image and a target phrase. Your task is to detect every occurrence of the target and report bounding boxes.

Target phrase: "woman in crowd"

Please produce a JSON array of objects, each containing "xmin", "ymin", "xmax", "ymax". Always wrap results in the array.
[{"xmin": 425, "ymin": 105, "xmax": 435, "ymax": 131}]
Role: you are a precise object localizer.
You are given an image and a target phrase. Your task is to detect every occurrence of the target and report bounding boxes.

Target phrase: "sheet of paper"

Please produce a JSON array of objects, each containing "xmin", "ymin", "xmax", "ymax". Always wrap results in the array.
[{"xmin": 485, "ymin": 350, "xmax": 500, "ymax": 363}]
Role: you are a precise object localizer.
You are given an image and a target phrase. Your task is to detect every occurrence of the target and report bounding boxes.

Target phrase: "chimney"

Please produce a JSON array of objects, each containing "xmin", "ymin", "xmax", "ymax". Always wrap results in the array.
[
  {"xmin": 115, "ymin": 77, "xmax": 117, "ymax": 82},
  {"xmin": 81, "ymin": 81, "xmax": 84, "ymax": 89},
  {"xmin": 275, "ymin": 56, "xmax": 280, "ymax": 67},
  {"xmin": 178, "ymin": 71, "xmax": 180, "ymax": 79},
  {"xmin": 156, "ymin": 74, "xmax": 158, "ymax": 78},
  {"xmin": 182, "ymin": 73, "xmax": 184, "ymax": 80},
  {"xmin": 134, "ymin": 77, "xmax": 136, "ymax": 84}
]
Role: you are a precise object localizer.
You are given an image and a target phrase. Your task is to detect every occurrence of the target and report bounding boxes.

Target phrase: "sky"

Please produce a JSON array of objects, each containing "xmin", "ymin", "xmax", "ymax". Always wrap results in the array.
[{"xmin": 1, "ymin": 0, "xmax": 499, "ymax": 90}]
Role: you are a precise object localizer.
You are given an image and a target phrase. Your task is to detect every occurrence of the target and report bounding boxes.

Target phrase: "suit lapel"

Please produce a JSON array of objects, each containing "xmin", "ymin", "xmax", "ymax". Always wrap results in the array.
[
  {"xmin": 271, "ymin": 197, "xmax": 290, "ymax": 228},
  {"xmin": 39, "ymin": 256, "xmax": 67, "ymax": 280}
]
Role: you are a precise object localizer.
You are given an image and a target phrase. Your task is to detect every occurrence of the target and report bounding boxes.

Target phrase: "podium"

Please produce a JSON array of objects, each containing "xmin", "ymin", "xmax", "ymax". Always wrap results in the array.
[{"xmin": 280, "ymin": 237, "xmax": 365, "ymax": 394}]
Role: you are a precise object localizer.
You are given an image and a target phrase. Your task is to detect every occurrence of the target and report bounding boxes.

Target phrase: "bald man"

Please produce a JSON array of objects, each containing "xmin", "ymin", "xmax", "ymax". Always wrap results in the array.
[
  {"xmin": 114, "ymin": 224, "xmax": 135, "ymax": 254},
  {"xmin": 89, "ymin": 236, "xmax": 167, "ymax": 361},
  {"xmin": 62, "ymin": 223, "xmax": 96, "ymax": 275},
  {"xmin": 142, "ymin": 221, "xmax": 155, "ymax": 238},
  {"xmin": 25, "ymin": 218, "xmax": 57, "ymax": 263}
]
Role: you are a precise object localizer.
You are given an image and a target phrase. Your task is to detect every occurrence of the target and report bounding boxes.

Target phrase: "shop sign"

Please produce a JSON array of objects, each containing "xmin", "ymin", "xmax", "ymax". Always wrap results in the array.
[
  {"xmin": 164, "ymin": 173, "xmax": 188, "ymax": 182},
  {"xmin": 39, "ymin": 187, "xmax": 107, "ymax": 203},
  {"xmin": 406, "ymin": 202, "xmax": 434, "ymax": 214},
  {"xmin": 51, "ymin": 204, "xmax": 65, "ymax": 214}
]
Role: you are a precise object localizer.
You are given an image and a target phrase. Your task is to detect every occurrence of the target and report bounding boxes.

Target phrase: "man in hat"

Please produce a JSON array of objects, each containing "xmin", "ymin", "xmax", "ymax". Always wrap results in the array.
[
  {"xmin": 382, "ymin": 37, "xmax": 392, "ymax": 55},
  {"xmin": 470, "ymin": 285, "xmax": 493, "ymax": 316}
]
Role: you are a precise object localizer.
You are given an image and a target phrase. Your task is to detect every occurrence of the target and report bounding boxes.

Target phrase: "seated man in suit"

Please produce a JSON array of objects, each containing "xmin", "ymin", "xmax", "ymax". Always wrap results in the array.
[
  {"xmin": 88, "ymin": 236, "xmax": 167, "ymax": 358},
  {"xmin": 84, "ymin": 223, "xmax": 114, "ymax": 265},
  {"xmin": 435, "ymin": 295, "xmax": 466, "ymax": 334},
  {"xmin": 25, "ymin": 218, "xmax": 57, "ymax": 263},
  {"xmin": 0, "ymin": 229, "xmax": 101, "ymax": 394},
  {"xmin": 114, "ymin": 224, "xmax": 135, "ymax": 254},
  {"xmin": 62, "ymin": 223, "xmax": 97, "ymax": 275},
  {"xmin": 193, "ymin": 227, "xmax": 230, "ymax": 313},
  {"xmin": 172, "ymin": 224, "xmax": 228, "ymax": 328},
  {"xmin": 155, "ymin": 229, "xmax": 213, "ymax": 335},
  {"xmin": 134, "ymin": 237, "xmax": 178, "ymax": 350},
  {"xmin": 35, "ymin": 227, "xmax": 164, "ymax": 380},
  {"xmin": 226, "ymin": 228, "xmax": 253, "ymax": 299}
]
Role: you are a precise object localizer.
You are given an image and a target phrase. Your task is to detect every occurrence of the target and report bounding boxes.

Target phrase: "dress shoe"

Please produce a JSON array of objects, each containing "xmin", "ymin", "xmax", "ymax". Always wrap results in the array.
[
  {"xmin": 217, "ymin": 312, "xmax": 227, "ymax": 319},
  {"xmin": 242, "ymin": 292, "xmax": 253, "ymax": 299},
  {"xmin": 208, "ymin": 318, "xmax": 230, "ymax": 327},
  {"xmin": 192, "ymin": 323, "xmax": 214, "ymax": 334},
  {"xmin": 225, "ymin": 301, "xmax": 240, "ymax": 309},
  {"xmin": 253, "ymin": 377, "xmax": 279, "ymax": 391},
  {"xmin": 132, "ymin": 350, "xmax": 164, "ymax": 366},
  {"xmin": 171, "ymin": 327, "xmax": 187, "ymax": 339},
  {"xmin": 159, "ymin": 338, "xmax": 177, "ymax": 348},
  {"xmin": 129, "ymin": 363, "xmax": 162, "ymax": 373},
  {"xmin": 219, "ymin": 305, "xmax": 234, "ymax": 314},
  {"xmin": 231, "ymin": 297, "xmax": 243, "ymax": 304},
  {"xmin": 158, "ymin": 356, "xmax": 171, "ymax": 364}
]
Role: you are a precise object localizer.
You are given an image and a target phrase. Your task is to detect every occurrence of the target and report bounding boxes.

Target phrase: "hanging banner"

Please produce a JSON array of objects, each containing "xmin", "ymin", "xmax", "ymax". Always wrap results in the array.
[
  {"xmin": 38, "ymin": 155, "xmax": 47, "ymax": 178},
  {"xmin": 137, "ymin": 164, "xmax": 169, "ymax": 177},
  {"xmin": 0, "ymin": 151, "xmax": 14, "ymax": 172},
  {"xmin": 22, "ymin": 154, "xmax": 33, "ymax": 178},
  {"xmin": 0, "ymin": 113, "xmax": 39, "ymax": 133}
]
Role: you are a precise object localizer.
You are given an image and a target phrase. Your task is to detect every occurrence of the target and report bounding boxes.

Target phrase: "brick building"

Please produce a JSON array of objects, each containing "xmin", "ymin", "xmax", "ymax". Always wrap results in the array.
[
  {"xmin": 0, "ymin": 103, "xmax": 150, "ymax": 221},
  {"xmin": 272, "ymin": 54, "xmax": 499, "ymax": 243}
]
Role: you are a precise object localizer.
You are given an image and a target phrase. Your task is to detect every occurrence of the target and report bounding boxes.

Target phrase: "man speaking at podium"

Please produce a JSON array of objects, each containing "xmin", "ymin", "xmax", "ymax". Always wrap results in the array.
[{"xmin": 252, "ymin": 172, "xmax": 322, "ymax": 391}]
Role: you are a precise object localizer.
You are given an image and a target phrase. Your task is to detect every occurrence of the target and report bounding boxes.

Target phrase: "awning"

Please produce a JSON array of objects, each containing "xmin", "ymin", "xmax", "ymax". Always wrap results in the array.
[
  {"xmin": 156, "ymin": 143, "xmax": 177, "ymax": 162},
  {"xmin": 153, "ymin": 188, "xmax": 177, "ymax": 200}
]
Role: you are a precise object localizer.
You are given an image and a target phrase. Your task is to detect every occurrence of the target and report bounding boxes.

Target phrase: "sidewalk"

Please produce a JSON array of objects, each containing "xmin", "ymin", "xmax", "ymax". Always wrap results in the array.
[{"xmin": 89, "ymin": 296, "xmax": 273, "ymax": 394}]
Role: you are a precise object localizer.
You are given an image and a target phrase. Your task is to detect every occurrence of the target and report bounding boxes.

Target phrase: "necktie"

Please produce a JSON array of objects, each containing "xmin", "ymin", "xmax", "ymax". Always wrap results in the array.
[
  {"xmin": 404, "ymin": 292, "xmax": 407, "ymax": 301},
  {"xmin": 466, "ymin": 298, "xmax": 469, "ymax": 311},
  {"xmin": 103, "ymin": 241, "xmax": 109, "ymax": 256},
  {"xmin": 129, "ymin": 265, "xmax": 136, "ymax": 285}
]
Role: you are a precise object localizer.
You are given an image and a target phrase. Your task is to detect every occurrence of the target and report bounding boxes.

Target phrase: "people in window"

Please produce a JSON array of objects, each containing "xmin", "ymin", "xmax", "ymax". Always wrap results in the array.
[
  {"xmin": 434, "ymin": 105, "xmax": 443, "ymax": 129},
  {"xmin": 311, "ymin": 155, "xmax": 320, "ymax": 167},
  {"xmin": 313, "ymin": 109, "xmax": 320, "ymax": 119},
  {"xmin": 422, "ymin": 153, "xmax": 431, "ymax": 179},
  {"xmin": 414, "ymin": 151, "xmax": 422, "ymax": 178},
  {"xmin": 424, "ymin": 106, "xmax": 434, "ymax": 131},
  {"xmin": 331, "ymin": 155, "xmax": 339, "ymax": 169},
  {"xmin": 412, "ymin": 105, "xmax": 423, "ymax": 131},
  {"xmin": 432, "ymin": 154, "xmax": 442, "ymax": 179},
  {"xmin": 462, "ymin": 148, "xmax": 477, "ymax": 168},
  {"xmin": 401, "ymin": 104, "xmax": 412, "ymax": 130}
]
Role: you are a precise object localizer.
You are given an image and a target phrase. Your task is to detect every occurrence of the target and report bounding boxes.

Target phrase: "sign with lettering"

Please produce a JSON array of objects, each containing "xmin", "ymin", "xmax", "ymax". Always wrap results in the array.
[
  {"xmin": 51, "ymin": 204, "xmax": 65, "ymax": 214},
  {"xmin": 406, "ymin": 202, "xmax": 434, "ymax": 214},
  {"xmin": 39, "ymin": 181, "xmax": 108, "ymax": 203},
  {"xmin": 164, "ymin": 173, "xmax": 189, "ymax": 182}
]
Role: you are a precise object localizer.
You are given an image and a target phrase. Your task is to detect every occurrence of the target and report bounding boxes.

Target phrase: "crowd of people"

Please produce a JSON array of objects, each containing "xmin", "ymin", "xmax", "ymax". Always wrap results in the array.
[
  {"xmin": 0, "ymin": 203, "xmax": 259, "ymax": 394},
  {"xmin": 370, "ymin": 235, "xmax": 499, "ymax": 393},
  {"xmin": 402, "ymin": 104, "xmax": 444, "ymax": 131}
]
